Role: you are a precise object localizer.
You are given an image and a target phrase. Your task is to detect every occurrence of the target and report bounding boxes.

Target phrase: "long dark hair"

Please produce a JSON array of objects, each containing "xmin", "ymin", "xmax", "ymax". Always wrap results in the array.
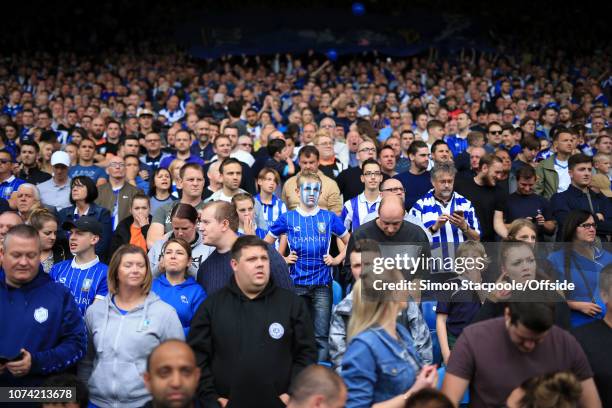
[
  {"xmin": 561, "ymin": 210, "xmax": 594, "ymax": 288},
  {"xmin": 149, "ymin": 167, "xmax": 173, "ymax": 198}
]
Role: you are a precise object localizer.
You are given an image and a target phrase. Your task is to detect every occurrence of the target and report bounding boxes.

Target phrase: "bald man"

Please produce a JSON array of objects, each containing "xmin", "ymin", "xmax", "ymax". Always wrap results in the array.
[
  {"xmin": 143, "ymin": 340, "xmax": 201, "ymax": 408},
  {"xmin": 287, "ymin": 365, "xmax": 347, "ymax": 408},
  {"xmin": 342, "ymin": 195, "xmax": 431, "ymax": 288}
]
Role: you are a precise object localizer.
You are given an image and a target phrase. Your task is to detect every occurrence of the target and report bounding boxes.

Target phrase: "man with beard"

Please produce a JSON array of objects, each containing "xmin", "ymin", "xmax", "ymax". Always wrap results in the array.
[
  {"xmin": 409, "ymin": 163, "xmax": 480, "ymax": 244},
  {"xmin": 190, "ymin": 119, "xmax": 215, "ymax": 163},
  {"xmin": 455, "ymin": 154, "xmax": 507, "ymax": 241},
  {"xmin": 142, "ymin": 340, "xmax": 201, "ymax": 408},
  {"xmin": 395, "ymin": 141, "xmax": 433, "ymax": 210},
  {"xmin": 17, "ymin": 141, "xmax": 51, "ymax": 185}
]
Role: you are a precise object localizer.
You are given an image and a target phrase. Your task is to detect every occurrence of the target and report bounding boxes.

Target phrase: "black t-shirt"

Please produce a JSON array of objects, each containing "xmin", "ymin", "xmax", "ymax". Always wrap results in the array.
[
  {"xmin": 336, "ymin": 166, "xmax": 364, "ymax": 203},
  {"xmin": 572, "ymin": 319, "xmax": 612, "ymax": 408},
  {"xmin": 455, "ymin": 177, "xmax": 507, "ymax": 241},
  {"xmin": 96, "ymin": 140, "xmax": 120, "ymax": 156},
  {"xmin": 18, "ymin": 167, "xmax": 51, "ymax": 185},
  {"xmin": 504, "ymin": 192, "xmax": 552, "ymax": 240}
]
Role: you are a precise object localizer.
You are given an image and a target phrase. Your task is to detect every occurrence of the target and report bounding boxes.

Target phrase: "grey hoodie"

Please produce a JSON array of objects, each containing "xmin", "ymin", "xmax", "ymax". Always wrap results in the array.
[
  {"xmin": 148, "ymin": 231, "xmax": 214, "ymax": 278},
  {"xmin": 78, "ymin": 291, "xmax": 184, "ymax": 408}
]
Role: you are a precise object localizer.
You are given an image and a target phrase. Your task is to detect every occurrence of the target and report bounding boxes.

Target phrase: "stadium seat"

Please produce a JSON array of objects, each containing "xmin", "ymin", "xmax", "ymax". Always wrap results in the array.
[
  {"xmin": 437, "ymin": 366, "xmax": 470, "ymax": 405},
  {"xmin": 332, "ymin": 280, "xmax": 343, "ymax": 305},
  {"xmin": 421, "ymin": 301, "xmax": 438, "ymax": 331}
]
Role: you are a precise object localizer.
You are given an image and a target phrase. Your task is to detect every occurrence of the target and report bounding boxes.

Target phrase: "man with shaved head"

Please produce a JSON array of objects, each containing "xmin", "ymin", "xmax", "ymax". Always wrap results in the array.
[
  {"xmin": 143, "ymin": 340, "xmax": 200, "ymax": 408},
  {"xmin": 343, "ymin": 195, "xmax": 431, "ymax": 288},
  {"xmin": 287, "ymin": 365, "xmax": 347, "ymax": 408}
]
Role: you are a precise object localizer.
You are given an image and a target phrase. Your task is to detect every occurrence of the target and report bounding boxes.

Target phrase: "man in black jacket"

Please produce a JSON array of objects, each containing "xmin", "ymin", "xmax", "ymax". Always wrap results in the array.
[{"xmin": 188, "ymin": 235, "xmax": 316, "ymax": 408}]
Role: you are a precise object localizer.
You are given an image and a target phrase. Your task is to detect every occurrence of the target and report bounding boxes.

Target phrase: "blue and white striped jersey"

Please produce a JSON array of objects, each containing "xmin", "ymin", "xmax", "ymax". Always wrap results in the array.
[
  {"xmin": 269, "ymin": 207, "xmax": 348, "ymax": 286},
  {"xmin": 50, "ymin": 257, "xmax": 108, "ymax": 316},
  {"xmin": 341, "ymin": 193, "xmax": 381, "ymax": 232},
  {"xmin": 254, "ymin": 193, "xmax": 287, "ymax": 232},
  {"xmin": 409, "ymin": 189, "xmax": 480, "ymax": 256},
  {"xmin": 0, "ymin": 175, "xmax": 25, "ymax": 200}
]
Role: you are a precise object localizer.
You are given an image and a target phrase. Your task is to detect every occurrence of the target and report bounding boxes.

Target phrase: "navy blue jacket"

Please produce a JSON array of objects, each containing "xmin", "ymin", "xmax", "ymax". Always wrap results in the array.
[
  {"xmin": 58, "ymin": 203, "xmax": 112, "ymax": 262},
  {"xmin": 0, "ymin": 268, "xmax": 87, "ymax": 386},
  {"xmin": 550, "ymin": 185, "xmax": 612, "ymax": 239}
]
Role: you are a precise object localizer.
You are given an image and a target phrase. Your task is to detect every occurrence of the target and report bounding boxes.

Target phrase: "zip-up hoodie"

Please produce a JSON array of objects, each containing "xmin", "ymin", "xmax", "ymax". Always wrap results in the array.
[
  {"xmin": 187, "ymin": 276, "xmax": 317, "ymax": 408},
  {"xmin": 152, "ymin": 274, "xmax": 207, "ymax": 337},
  {"xmin": 78, "ymin": 291, "xmax": 184, "ymax": 408},
  {"xmin": 149, "ymin": 231, "xmax": 214, "ymax": 278}
]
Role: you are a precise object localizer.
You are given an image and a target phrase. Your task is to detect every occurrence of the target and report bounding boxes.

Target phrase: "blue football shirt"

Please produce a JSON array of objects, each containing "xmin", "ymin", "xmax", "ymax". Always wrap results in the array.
[
  {"xmin": 50, "ymin": 257, "xmax": 109, "ymax": 316},
  {"xmin": 269, "ymin": 207, "xmax": 348, "ymax": 286}
]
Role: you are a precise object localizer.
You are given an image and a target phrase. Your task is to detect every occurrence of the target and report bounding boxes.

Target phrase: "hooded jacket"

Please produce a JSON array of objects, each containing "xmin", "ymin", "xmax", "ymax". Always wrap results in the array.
[
  {"xmin": 0, "ymin": 268, "xmax": 87, "ymax": 387},
  {"xmin": 187, "ymin": 277, "xmax": 317, "ymax": 408},
  {"xmin": 110, "ymin": 214, "xmax": 152, "ymax": 255},
  {"xmin": 148, "ymin": 231, "xmax": 214, "ymax": 278},
  {"xmin": 78, "ymin": 291, "xmax": 184, "ymax": 408},
  {"xmin": 152, "ymin": 274, "xmax": 207, "ymax": 336}
]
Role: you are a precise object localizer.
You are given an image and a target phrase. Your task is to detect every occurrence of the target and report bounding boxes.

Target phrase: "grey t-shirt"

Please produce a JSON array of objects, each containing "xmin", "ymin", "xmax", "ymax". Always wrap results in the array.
[
  {"xmin": 447, "ymin": 317, "xmax": 593, "ymax": 408},
  {"xmin": 152, "ymin": 200, "xmax": 206, "ymax": 233}
]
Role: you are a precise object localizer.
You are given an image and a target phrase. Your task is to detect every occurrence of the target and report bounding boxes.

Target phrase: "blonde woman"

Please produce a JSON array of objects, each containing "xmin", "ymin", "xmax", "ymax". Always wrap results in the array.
[
  {"xmin": 341, "ymin": 269, "xmax": 438, "ymax": 407},
  {"xmin": 78, "ymin": 244, "xmax": 184, "ymax": 408}
]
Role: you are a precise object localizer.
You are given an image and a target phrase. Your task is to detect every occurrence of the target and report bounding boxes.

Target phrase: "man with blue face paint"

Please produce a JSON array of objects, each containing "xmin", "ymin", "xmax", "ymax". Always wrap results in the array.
[{"xmin": 266, "ymin": 172, "xmax": 350, "ymax": 362}]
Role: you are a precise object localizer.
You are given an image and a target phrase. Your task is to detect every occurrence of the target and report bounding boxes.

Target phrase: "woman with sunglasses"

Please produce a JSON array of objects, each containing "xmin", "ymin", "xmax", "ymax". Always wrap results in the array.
[{"xmin": 548, "ymin": 210, "xmax": 612, "ymax": 327}]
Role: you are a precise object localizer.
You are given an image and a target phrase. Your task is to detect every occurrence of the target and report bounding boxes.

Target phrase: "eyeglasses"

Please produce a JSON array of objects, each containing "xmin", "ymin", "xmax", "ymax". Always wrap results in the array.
[
  {"xmin": 489, "ymin": 130, "xmax": 503, "ymax": 135},
  {"xmin": 145, "ymin": 139, "xmax": 161, "ymax": 143},
  {"xmin": 317, "ymin": 142, "xmax": 333, "ymax": 147},
  {"xmin": 381, "ymin": 187, "xmax": 405, "ymax": 193},
  {"xmin": 390, "ymin": 116, "xmax": 401, "ymax": 119},
  {"xmin": 239, "ymin": 143, "xmax": 253, "ymax": 147},
  {"xmin": 108, "ymin": 163, "xmax": 126, "ymax": 168},
  {"xmin": 0, "ymin": 159, "xmax": 12, "ymax": 165},
  {"xmin": 578, "ymin": 223, "xmax": 597, "ymax": 229},
  {"xmin": 358, "ymin": 147, "xmax": 376, "ymax": 153},
  {"xmin": 364, "ymin": 171, "xmax": 382, "ymax": 177}
]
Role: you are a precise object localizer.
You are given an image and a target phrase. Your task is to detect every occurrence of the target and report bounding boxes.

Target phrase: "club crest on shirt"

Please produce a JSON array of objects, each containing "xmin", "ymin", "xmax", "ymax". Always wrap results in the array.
[
  {"xmin": 34, "ymin": 307, "xmax": 48, "ymax": 324},
  {"xmin": 268, "ymin": 322, "xmax": 284, "ymax": 340},
  {"xmin": 293, "ymin": 226, "xmax": 301, "ymax": 232},
  {"xmin": 180, "ymin": 295, "xmax": 189, "ymax": 304},
  {"xmin": 317, "ymin": 222, "xmax": 326, "ymax": 234},
  {"xmin": 81, "ymin": 279, "xmax": 92, "ymax": 292}
]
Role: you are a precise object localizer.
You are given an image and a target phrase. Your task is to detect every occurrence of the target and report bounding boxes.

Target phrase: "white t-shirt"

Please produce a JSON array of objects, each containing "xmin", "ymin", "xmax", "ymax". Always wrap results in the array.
[{"xmin": 554, "ymin": 158, "xmax": 570, "ymax": 193}]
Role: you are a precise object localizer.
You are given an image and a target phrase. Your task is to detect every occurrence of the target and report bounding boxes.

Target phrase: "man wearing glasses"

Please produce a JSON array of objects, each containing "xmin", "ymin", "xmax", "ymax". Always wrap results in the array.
[
  {"xmin": 341, "ymin": 159, "xmax": 382, "ymax": 232},
  {"xmin": 336, "ymin": 140, "xmax": 379, "ymax": 202},
  {"xmin": 95, "ymin": 155, "xmax": 143, "ymax": 230},
  {"xmin": 0, "ymin": 149, "xmax": 25, "ymax": 201},
  {"xmin": 484, "ymin": 122, "xmax": 505, "ymax": 154},
  {"xmin": 378, "ymin": 111, "xmax": 403, "ymax": 142}
]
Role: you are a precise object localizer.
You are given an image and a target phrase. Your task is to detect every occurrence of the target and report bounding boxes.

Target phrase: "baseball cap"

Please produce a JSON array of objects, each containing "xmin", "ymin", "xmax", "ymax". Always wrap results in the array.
[
  {"xmin": 51, "ymin": 151, "xmax": 70, "ymax": 167},
  {"xmin": 590, "ymin": 174, "xmax": 612, "ymax": 198},
  {"xmin": 137, "ymin": 108, "xmax": 155, "ymax": 118},
  {"xmin": 213, "ymin": 93, "xmax": 225, "ymax": 104},
  {"xmin": 62, "ymin": 217, "xmax": 103, "ymax": 236}
]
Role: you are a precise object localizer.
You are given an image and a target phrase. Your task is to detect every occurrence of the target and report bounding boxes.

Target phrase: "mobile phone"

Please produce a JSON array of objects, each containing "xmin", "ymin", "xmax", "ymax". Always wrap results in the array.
[
  {"xmin": 453, "ymin": 210, "xmax": 464, "ymax": 217},
  {"xmin": 0, "ymin": 352, "xmax": 23, "ymax": 364}
]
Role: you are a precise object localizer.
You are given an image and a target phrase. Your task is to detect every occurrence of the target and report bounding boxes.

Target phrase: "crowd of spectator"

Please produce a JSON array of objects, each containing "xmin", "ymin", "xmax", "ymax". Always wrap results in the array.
[{"xmin": 0, "ymin": 45, "xmax": 610, "ymax": 408}]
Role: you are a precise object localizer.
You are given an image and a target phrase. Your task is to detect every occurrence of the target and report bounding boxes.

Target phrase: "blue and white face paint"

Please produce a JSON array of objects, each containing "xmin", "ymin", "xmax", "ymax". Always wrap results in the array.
[{"xmin": 300, "ymin": 182, "xmax": 321, "ymax": 207}]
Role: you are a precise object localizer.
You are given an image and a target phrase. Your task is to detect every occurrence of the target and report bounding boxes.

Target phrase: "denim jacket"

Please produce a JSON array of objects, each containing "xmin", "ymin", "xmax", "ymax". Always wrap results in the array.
[
  {"xmin": 342, "ymin": 325, "xmax": 422, "ymax": 407},
  {"xmin": 329, "ymin": 292, "xmax": 432, "ymax": 372}
]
